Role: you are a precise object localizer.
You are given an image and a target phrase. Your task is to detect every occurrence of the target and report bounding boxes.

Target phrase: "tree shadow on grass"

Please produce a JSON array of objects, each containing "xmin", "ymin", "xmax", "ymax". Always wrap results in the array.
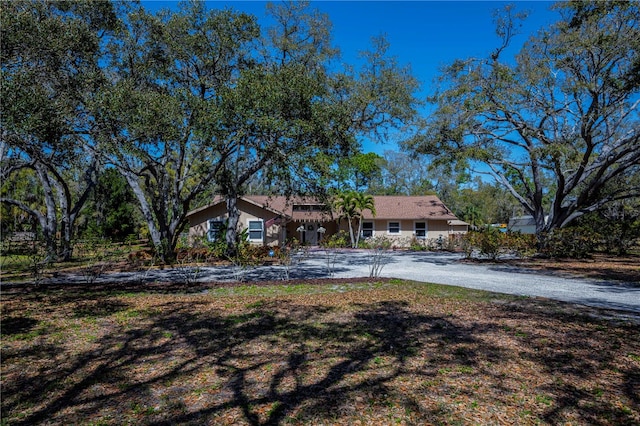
[
  {"xmin": 4, "ymin": 299, "xmax": 492, "ymax": 425},
  {"xmin": 1, "ymin": 316, "xmax": 39, "ymax": 336},
  {"xmin": 3, "ymin": 293, "xmax": 639, "ymax": 425}
]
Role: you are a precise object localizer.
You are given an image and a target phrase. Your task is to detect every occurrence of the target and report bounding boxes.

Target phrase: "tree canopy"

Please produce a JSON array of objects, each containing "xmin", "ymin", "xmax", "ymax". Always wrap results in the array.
[
  {"xmin": 1, "ymin": 0, "xmax": 118, "ymax": 260},
  {"xmin": 406, "ymin": 1, "xmax": 640, "ymax": 238},
  {"xmin": 1, "ymin": 0, "xmax": 421, "ymax": 260}
]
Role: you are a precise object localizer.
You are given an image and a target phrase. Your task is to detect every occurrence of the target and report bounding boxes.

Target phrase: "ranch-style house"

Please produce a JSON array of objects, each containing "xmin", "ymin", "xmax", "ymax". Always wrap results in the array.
[{"xmin": 186, "ymin": 195, "xmax": 468, "ymax": 247}]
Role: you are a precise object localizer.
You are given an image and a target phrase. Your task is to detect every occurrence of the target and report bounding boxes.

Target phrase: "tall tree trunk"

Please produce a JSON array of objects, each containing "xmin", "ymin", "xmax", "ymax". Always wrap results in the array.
[
  {"xmin": 121, "ymin": 170, "xmax": 167, "ymax": 262},
  {"xmin": 34, "ymin": 164, "xmax": 59, "ymax": 262},
  {"xmin": 53, "ymin": 177, "xmax": 74, "ymax": 261},
  {"xmin": 225, "ymin": 191, "xmax": 240, "ymax": 258}
]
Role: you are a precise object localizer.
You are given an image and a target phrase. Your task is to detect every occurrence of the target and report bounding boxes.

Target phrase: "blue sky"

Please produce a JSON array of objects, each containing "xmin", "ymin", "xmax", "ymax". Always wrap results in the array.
[{"xmin": 141, "ymin": 1, "xmax": 559, "ymax": 155}]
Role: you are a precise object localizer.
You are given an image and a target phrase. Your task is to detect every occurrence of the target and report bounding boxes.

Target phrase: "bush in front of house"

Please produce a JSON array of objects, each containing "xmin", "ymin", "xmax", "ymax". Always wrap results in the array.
[
  {"xmin": 321, "ymin": 230, "xmax": 351, "ymax": 248},
  {"xmin": 462, "ymin": 229, "xmax": 537, "ymax": 260},
  {"xmin": 540, "ymin": 226, "xmax": 600, "ymax": 259}
]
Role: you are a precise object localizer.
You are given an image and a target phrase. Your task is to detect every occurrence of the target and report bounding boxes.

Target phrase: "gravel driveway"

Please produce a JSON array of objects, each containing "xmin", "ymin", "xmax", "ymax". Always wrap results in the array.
[
  {"xmin": 30, "ymin": 250, "xmax": 640, "ymax": 314},
  {"xmin": 314, "ymin": 250, "xmax": 640, "ymax": 314}
]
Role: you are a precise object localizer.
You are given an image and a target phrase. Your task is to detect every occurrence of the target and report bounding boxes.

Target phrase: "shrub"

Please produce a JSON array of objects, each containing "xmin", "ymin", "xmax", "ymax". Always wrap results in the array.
[
  {"xmin": 321, "ymin": 230, "xmax": 351, "ymax": 248},
  {"xmin": 477, "ymin": 227, "xmax": 504, "ymax": 260},
  {"xmin": 461, "ymin": 232, "xmax": 480, "ymax": 258},
  {"xmin": 443, "ymin": 234, "xmax": 462, "ymax": 252},
  {"xmin": 541, "ymin": 227, "xmax": 599, "ymax": 259},
  {"xmin": 360, "ymin": 235, "xmax": 393, "ymax": 250},
  {"xmin": 503, "ymin": 232, "xmax": 537, "ymax": 257},
  {"xmin": 409, "ymin": 236, "xmax": 427, "ymax": 251},
  {"xmin": 362, "ymin": 235, "xmax": 393, "ymax": 277}
]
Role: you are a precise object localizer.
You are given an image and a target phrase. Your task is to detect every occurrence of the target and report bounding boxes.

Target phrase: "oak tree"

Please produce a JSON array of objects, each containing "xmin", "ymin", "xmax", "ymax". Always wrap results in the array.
[
  {"xmin": 1, "ymin": 0, "xmax": 117, "ymax": 260},
  {"xmin": 407, "ymin": 1, "xmax": 640, "ymax": 239}
]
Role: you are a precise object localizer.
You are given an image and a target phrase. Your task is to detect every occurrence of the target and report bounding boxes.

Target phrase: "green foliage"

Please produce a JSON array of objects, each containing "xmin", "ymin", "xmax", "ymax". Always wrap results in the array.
[
  {"xmin": 360, "ymin": 235, "xmax": 393, "ymax": 250},
  {"xmin": 476, "ymin": 227, "xmax": 504, "ymax": 260},
  {"xmin": 82, "ymin": 169, "xmax": 140, "ymax": 241},
  {"xmin": 540, "ymin": 227, "xmax": 600, "ymax": 259},
  {"xmin": 462, "ymin": 229, "xmax": 537, "ymax": 260},
  {"xmin": 408, "ymin": 236, "xmax": 428, "ymax": 252},
  {"xmin": 367, "ymin": 151, "xmax": 436, "ymax": 196},
  {"xmin": 409, "ymin": 1, "xmax": 640, "ymax": 235},
  {"xmin": 576, "ymin": 201, "xmax": 640, "ymax": 255},
  {"xmin": 204, "ymin": 238, "xmax": 228, "ymax": 260},
  {"xmin": 1, "ymin": 0, "xmax": 117, "ymax": 261},
  {"xmin": 321, "ymin": 230, "xmax": 351, "ymax": 249},
  {"xmin": 3, "ymin": 0, "xmax": 420, "ymax": 262},
  {"xmin": 502, "ymin": 232, "xmax": 537, "ymax": 258},
  {"xmin": 334, "ymin": 191, "xmax": 376, "ymax": 248},
  {"xmin": 335, "ymin": 153, "xmax": 384, "ymax": 192}
]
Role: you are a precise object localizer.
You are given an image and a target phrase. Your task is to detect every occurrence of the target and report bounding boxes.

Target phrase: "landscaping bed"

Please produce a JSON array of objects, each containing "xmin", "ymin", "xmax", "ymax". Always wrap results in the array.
[{"xmin": 2, "ymin": 279, "xmax": 639, "ymax": 425}]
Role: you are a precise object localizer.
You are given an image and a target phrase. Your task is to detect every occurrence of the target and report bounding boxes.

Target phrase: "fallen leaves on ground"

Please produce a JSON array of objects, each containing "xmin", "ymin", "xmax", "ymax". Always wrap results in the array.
[{"xmin": 2, "ymin": 279, "xmax": 639, "ymax": 425}]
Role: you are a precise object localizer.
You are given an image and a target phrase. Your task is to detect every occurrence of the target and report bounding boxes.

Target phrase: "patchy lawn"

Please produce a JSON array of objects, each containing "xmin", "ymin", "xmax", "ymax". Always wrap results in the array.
[{"xmin": 1, "ymin": 279, "xmax": 639, "ymax": 425}]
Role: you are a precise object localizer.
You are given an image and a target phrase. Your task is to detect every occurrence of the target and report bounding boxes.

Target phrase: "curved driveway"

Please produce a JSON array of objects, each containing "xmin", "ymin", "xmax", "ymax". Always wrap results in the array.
[
  {"xmin": 34, "ymin": 250, "xmax": 640, "ymax": 314},
  {"xmin": 309, "ymin": 250, "xmax": 640, "ymax": 314}
]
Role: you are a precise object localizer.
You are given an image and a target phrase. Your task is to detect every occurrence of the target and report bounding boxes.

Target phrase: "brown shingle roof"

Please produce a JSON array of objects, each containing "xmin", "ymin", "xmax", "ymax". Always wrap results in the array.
[
  {"xmin": 189, "ymin": 194, "xmax": 458, "ymax": 221},
  {"xmin": 363, "ymin": 196, "xmax": 457, "ymax": 220}
]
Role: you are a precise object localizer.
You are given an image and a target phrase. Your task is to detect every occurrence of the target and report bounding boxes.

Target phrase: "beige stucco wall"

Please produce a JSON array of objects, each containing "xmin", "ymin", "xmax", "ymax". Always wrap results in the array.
[
  {"xmin": 187, "ymin": 200, "xmax": 282, "ymax": 246},
  {"xmin": 188, "ymin": 200, "xmax": 467, "ymax": 248},
  {"xmin": 337, "ymin": 219, "xmax": 462, "ymax": 247},
  {"xmin": 449, "ymin": 224, "xmax": 469, "ymax": 234}
]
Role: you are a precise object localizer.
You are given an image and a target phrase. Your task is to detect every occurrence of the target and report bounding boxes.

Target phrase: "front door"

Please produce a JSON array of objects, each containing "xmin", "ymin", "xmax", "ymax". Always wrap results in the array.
[{"xmin": 305, "ymin": 223, "xmax": 318, "ymax": 245}]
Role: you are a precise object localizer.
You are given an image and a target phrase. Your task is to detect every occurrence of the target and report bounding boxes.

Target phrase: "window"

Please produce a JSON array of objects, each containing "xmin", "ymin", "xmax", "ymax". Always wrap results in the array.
[
  {"xmin": 247, "ymin": 220, "xmax": 264, "ymax": 242},
  {"xmin": 388, "ymin": 221, "xmax": 400, "ymax": 235},
  {"xmin": 415, "ymin": 222, "xmax": 427, "ymax": 239},
  {"xmin": 208, "ymin": 220, "xmax": 225, "ymax": 242},
  {"xmin": 361, "ymin": 222, "xmax": 374, "ymax": 238}
]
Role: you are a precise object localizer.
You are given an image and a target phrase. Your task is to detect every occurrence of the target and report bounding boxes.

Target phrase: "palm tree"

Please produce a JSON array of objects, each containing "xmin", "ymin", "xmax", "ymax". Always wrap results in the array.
[
  {"xmin": 353, "ymin": 192, "xmax": 376, "ymax": 248},
  {"xmin": 334, "ymin": 191, "xmax": 376, "ymax": 248},
  {"xmin": 334, "ymin": 191, "xmax": 358, "ymax": 248},
  {"xmin": 462, "ymin": 205, "xmax": 482, "ymax": 229}
]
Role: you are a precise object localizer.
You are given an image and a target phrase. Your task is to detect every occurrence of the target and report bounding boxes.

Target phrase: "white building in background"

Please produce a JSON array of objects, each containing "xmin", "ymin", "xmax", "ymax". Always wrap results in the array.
[{"xmin": 508, "ymin": 215, "xmax": 549, "ymax": 234}]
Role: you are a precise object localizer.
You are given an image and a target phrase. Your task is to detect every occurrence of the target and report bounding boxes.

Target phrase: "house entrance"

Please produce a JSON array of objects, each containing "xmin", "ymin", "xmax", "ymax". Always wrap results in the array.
[
  {"xmin": 299, "ymin": 222, "xmax": 322, "ymax": 245},
  {"xmin": 307, "ymin": 223, "xmax": 318, "ymax": 245}
]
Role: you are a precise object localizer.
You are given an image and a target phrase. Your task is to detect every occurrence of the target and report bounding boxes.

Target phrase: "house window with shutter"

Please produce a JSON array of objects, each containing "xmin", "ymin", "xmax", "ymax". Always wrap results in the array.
[{"xmin": 247, "ymin": 220, "xmax": 264, "ymax": 242}]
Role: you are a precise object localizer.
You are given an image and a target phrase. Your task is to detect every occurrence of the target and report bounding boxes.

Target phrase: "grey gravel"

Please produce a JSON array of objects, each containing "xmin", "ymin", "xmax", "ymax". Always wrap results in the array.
[{"xmin": 21, "ymin": 249, "xmax": 640, "ymax": 314}]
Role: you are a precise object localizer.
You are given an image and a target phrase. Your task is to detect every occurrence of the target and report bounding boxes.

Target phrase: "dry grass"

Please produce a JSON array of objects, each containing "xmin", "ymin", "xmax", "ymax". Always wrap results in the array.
[{"xmin": 2, "ymin": 279, "xmax": 639, "ymax": 425}]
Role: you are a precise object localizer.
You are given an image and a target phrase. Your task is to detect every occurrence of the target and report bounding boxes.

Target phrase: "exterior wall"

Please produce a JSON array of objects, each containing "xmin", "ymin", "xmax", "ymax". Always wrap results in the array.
[
  {"xmin": 187, "ymin": 200, "xmax": 282, "ymax": 246},
  {"xmin": 508, "ymin": 215, "xmax": 546, "ymax": 235},
  {"xmin": 188, "ymin": 198, "xmax": 466, "ymax": 247},
  {"xmin": 338, "ymin": 219, "xmax": 458, "ymax": 247},
  {"xmin": 449, "ymin": 224, "xmax": 469, "ymax": 234},
  {"xmin": 426, "ymin": 220, "xmax": 450, "ymax": 240},
  {"xmin": 187, "ymin": 204, "xmax": 227, "ymax": 244}
]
